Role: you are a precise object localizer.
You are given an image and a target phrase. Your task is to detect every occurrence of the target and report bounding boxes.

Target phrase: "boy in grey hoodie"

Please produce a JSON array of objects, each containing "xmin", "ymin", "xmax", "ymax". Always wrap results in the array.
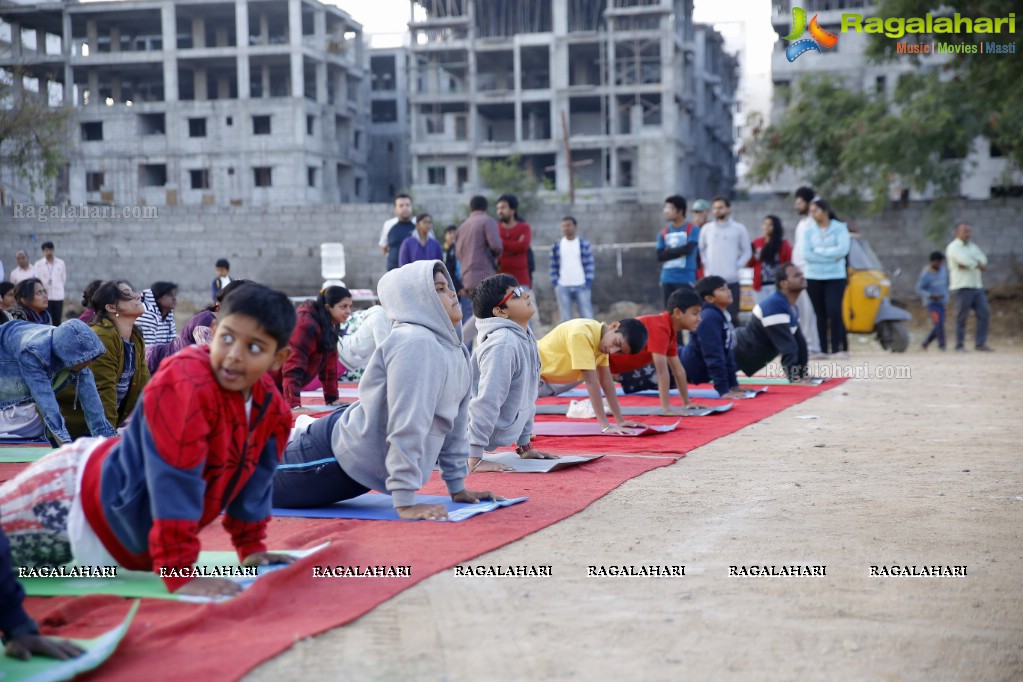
[
  {"xmin": 467, "ymin": 275, "xmax": 558, "ymax": 473},
  {"xmin": 272, "ymin": 261, "xmax": 504, "ymax": 521}
]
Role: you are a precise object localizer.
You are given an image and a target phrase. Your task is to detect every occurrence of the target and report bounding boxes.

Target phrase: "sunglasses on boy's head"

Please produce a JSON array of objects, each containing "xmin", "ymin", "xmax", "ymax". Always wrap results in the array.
[{"xmin": 496, "ymin": 286, "xmax": 525, "ymax": 308}]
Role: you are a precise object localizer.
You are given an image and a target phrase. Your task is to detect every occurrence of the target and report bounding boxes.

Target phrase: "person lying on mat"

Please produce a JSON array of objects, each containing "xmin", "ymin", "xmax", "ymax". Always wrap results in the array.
[
  {"xmin": 537, "ymin": 316, "xmax": 649, "ymax": 435},
  {"xmin": 679, "ymin": 276, "xmax": 748, "ymax": 400},
  {"xmin": 609, "ymin": 286, "xmax": 711, "ymax": 416},
  {"xmin": 1, "ymin": 525, "xmax": 85, "ymax": 661},
  {"xmin": 337, "ymin": 304, "xmax": 392, "ymax": 381},
  {"xmin": 734, "ymin": 263, "xmax": 814, "ymax": 383},
  {"xmin": 466, "ymin": 274, "xmax": 557, "ymax": 473},
  {"xmin": 0, "ymin": 319, "xmax": 116, "ymax": 446},
  {"xmin": 0, "ymin": 284, "xmax": 298, "ymax": 600},
  {"xmin": 272, "ymin": 261, "xmax": 503, "ymax": 521}
]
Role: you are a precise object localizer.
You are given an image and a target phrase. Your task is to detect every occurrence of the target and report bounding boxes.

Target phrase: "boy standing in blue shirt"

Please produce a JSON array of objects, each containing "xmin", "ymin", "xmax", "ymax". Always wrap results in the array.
[
  {"xmin": 680, "ymin": 276, "xmax": 747, "ymax": 400},
  {"xmin": 916, "ymin": 251, "xmax": 949, "ymax": 351},
  {"xmin": 657, "ymin": 195, "xmax": 700, "ymax": 307}
]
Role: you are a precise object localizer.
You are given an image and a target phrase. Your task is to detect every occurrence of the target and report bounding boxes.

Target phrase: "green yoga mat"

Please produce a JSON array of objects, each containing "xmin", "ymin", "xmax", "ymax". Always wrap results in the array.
[
  {"xmin": 0, "ymin": 446, "xmax": 57, "ymax": 463},
  {"xmin": 20, "ymin": 544, "xmax": 328, "ymax": 602},
  {"xmin": 0, "ymin": 601, "xmax": 139, "ymax": 682}
]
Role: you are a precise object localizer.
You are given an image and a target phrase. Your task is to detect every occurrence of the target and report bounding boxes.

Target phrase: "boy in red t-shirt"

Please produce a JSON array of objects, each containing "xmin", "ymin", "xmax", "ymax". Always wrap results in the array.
[{"xmin": 609, "ymin": 287, "xmax": 708, "ymax": 415}]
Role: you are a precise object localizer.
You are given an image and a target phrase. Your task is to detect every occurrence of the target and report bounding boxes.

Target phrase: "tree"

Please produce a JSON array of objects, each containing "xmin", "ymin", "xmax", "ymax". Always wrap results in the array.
[
  {"xmin": 744, "ymin": 0, "xmax": 1021, "ymax": 233},
  {"xmin": 0, "ymin": 67, "xmax": 71, "ymax": 202},
  {"xmin": 477, "ymin": 153, "xmax": 541, "ymax": 218}
]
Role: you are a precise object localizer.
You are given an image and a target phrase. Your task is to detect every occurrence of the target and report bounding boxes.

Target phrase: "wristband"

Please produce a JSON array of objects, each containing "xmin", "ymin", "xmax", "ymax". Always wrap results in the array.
[{"xmin": 515, "ymin": 444, "xmax": 530, "ymax": 455}]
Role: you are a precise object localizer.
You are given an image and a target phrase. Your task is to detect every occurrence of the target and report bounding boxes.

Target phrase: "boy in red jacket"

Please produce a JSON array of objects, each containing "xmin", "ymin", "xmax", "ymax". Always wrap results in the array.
[{"xmin": 0, "ymin": 283, "xmax": 297, "ymax": 599}]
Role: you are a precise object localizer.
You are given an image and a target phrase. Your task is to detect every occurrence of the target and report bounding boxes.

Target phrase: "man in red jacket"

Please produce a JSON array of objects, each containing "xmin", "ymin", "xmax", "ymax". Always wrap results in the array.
[{"xmin": 496, "ymin": 194, "xmax": 536, "ymax": 328}]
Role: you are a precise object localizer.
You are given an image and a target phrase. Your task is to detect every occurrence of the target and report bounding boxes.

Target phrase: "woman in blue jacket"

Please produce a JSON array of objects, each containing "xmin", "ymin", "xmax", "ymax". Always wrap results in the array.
[
  {"xmin": 802, "ymin": 198, "xmax": 851, "ymax": 356},
  {"xmin": 0, "ymin": 319, "xmax": 115, "ymax": 445}
]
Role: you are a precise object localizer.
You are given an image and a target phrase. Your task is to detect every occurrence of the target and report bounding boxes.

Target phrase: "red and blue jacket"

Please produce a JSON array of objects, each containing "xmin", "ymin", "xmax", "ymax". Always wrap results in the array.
[{"xmin": 80, "ymin": 345, "xmax": 291, "ymax": 591}]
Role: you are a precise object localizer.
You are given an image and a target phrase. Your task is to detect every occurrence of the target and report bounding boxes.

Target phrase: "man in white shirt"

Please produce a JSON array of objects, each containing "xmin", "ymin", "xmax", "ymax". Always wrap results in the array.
[
  {"xmin": 9, "ymin": 250, "xmax": 36, "ymax": 286},
  {"xmin": 698, "ymin": 197, "xmax": 751, "ymax": 325},
  {"xmin": 945, "ymin": 221, "xmax": 992, "ymax": 352},
  {"xmin": 550, "ymin": 216, "xmax": 595, "ymax": 321},
  {"xmin": 791, "ymin": 186, "xmax": 821, "ymax": 354},
  {"xmin": 378, "ymin": 194, "xmax": 417, "ymax": 272},
  {"xmin": 34, "ymin": 241, "xmax": 67, "ymax": 325}
]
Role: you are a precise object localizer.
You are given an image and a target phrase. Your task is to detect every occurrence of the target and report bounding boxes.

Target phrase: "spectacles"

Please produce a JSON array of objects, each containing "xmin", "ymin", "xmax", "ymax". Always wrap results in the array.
[{"xmin": 496, "ymin": 286, "xmax": 524, "ymax": 308}]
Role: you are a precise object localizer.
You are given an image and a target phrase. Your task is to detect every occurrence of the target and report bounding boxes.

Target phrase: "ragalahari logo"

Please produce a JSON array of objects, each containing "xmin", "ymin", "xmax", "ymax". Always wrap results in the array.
[{"xmin": 783, "ymin": 6, "xmax": 839, "ymax": 61}]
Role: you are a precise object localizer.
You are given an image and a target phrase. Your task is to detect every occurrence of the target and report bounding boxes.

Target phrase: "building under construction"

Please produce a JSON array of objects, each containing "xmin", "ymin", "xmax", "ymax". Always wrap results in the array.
[
  {"xmin": 407, "ymin": 0, "xmax": 738, "ymax": 203},
  {"xmin": 0, "ymin": 0, "xmax": 369, "ymax": 207}
]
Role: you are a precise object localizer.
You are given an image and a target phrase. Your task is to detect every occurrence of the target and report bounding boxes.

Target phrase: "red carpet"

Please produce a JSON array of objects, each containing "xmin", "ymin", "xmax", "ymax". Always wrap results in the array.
[
  {"xmin": 18, "ymin": 456, "xmax": 673, "ymax": 681},
  {"xmin": 529, "ymin": 381, "xmax": 842, "ymax": 455},
  {"xmin": 7, "ymin": 379, "xmax": 842, "ymax": 681}
]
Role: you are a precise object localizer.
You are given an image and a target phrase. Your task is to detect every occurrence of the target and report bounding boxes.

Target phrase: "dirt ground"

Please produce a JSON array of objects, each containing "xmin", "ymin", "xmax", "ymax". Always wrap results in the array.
[{"xmin": 243, "ymin": 333, "xmax": 1022, "ymax": 681}]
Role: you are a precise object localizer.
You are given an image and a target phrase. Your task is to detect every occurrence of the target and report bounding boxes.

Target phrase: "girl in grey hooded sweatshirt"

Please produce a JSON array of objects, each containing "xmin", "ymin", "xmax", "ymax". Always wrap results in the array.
[{"xmin": 273, "ymin": 260, "xmax": 502, "ymax": 519}]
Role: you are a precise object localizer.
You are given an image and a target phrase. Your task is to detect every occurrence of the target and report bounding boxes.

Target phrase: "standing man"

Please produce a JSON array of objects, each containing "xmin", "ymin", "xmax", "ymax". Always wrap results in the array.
[
  {"xmin": 657, "ymin": 195, "xmax": 700, "ymax": 306},
  {"xmin": 698, "ymin": 197, "xmax": 751, "ymax": 325},
  {"xmin": 550, "ymin": 216, "xmax": 595, "ymax": 321},
  {"xmin": 945, "ymin": 221, "xmax": 993, "ymax": 352},
  {"xmin": 691, "ymin": 199, "xmax": 711, "ymax": 228},
  {"xmin": 455, "ymin": 195, "xmax": 503, "ymax": 296},
  {"xmin": 791, "ymin": 186, "xmax": 821, "ymax": 356},
  {"xmin": 496, "ymin": 194, "xmax": 531, "ymax": 289},
  {"xmin": 496, "ymin": 194, "xmax": 536, "ymax": 325},
  {"xmin": 9, "ymin": 250, "xmax": 36, "ymax": 286},
  {"xmin": 34, "ymin": 241, "xmax": 66, "ymax": 325},
  {"xmin": 378, "ymin": 193, "xmax": 416, "ymax": 272}
]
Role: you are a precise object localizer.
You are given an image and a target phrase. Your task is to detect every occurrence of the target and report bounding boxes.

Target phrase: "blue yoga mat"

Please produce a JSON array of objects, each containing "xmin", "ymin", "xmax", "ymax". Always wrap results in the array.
[
  {"xmin": 273, "ymin": 493, "xmax": 528, "ymax": 522},
  {"xmin": 550, "ymin": 386, "xmax": 766, "ymax": 399}
]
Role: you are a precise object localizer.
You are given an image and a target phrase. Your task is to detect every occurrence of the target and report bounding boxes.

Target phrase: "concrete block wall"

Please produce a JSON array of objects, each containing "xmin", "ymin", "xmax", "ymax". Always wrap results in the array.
[{"xmin": 2, "ymin": 198, "xmax": 1020, "ymax": 321}]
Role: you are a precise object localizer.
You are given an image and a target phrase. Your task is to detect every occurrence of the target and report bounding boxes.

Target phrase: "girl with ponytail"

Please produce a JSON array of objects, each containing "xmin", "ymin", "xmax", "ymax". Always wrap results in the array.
[{"xmin": 273, "ymin": 286, "xmax": 352, "ymax": 410}]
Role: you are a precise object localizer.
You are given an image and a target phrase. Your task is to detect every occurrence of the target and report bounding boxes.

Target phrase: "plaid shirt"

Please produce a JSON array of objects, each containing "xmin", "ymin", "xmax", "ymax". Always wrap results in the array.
[{"xmin": 276, "ymin": 307, "xmax": 339, "ymax": 407}]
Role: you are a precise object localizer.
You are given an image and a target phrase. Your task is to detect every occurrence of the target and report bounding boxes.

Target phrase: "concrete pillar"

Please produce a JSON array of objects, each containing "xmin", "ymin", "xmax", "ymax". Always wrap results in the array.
[
  {"xmin": 262, "ymin": 63, "xmax": 270, "ymax": 98},
  {"xmin": 316, "ymin": 62, "xmax": 327, "ymax": 105},
  {"xmin": 260, "ymin": 13, "xmax": 269, "ymax": 45},
  {"xmin": 111, "ymin": 79, "xmax": 122, "ymax": 103},
  {"xmin": 62, "ymin": 12, "xmax": 73, "ymax": 104},
  {"xmin": 288, "ymin": 0, "xmax": 304, "ymax": 98},
  {"xmin": 10, "ymin": 22, "xmax": 21, "ymax": 58},
  {"xmin": 235, "ymin": 0, "xmax": 250, "ymax": 97},
  {"xmin": 88, "ymin": 70, "xmax": 99, "ymax": 106},
  {"xmin": 218, "ymin": 75, "xmax": 230, "ymax": 99},
  {"xmin": 161, "ymin": 3, "xmax": 178, "ymax": 102},
  {"xmin": 195, "ymin": 68, "xmax": 207, "ymax": 101},
  {"xmin": 110, "ymin": 27, "xmax": 120, "ymax": 52},
  {"xmin": 513, "ymin": 40, "xmax": 522, "ymax": 142},
  {"xmin": 35, "ymin": 29, "xmax": 47, "ymax": 56},
  {"xmin": 86, "ymin": 19, "xmax": 97, "ymax": 50},
  {"xmin": 216, "ymin": 26, "xmax": 229, "ymax": 48},
  {"xmin": 192, "ymin": 17, "xmax": 205, "ymax": 49}
]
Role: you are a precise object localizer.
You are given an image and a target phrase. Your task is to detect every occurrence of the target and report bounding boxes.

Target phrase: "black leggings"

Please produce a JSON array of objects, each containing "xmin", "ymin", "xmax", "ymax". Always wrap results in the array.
[
  {"xmin": 807, "ymin": 278, "xmax": 847, "ymax": 354},
  {"xmin": 271, "ymin": 411, "xmax": 370, "ymax": 508}
]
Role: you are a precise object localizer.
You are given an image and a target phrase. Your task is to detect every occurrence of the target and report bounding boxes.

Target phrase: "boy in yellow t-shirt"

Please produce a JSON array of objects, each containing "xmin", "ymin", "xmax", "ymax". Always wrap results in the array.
[{"xmin": 537, "ymin": 318, "xmax": 648, "ymax": 435}]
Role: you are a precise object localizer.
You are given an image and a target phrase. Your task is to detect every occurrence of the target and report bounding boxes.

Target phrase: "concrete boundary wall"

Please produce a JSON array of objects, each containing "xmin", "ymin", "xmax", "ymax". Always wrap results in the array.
[{"xmin": 2, "ymin": 198, "xmax": 1020, "ymax": 317}]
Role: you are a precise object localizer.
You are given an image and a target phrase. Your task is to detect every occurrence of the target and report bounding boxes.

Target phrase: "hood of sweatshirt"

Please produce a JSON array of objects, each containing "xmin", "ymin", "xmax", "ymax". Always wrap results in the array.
[
  {"xmin": 377, "ymin": 260, "xmax": 463, "ymax": 347},
  {"xmin": 475, "ymin": 315, "xmax": 533, "ymax": 346},
  {"xmin": 52, "ymin": 319, "xmax": 108, "ymax": 367}
]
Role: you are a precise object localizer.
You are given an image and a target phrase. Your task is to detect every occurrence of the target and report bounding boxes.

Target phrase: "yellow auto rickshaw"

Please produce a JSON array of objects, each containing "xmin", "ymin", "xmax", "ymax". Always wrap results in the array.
[{"xmin": 843, "ymin": 233, "xmax": 911, "ymax": 352}]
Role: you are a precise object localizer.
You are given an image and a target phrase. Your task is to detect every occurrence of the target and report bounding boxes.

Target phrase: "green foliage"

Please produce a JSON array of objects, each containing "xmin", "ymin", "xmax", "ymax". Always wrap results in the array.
[
  {"xmin": 477, "ymin": 153, "xmax": 540, "ymax": 217},
  {"xmin": 0, "ymin": 68, "xmax": 70, "ymax": 200},
  {"xmin": 745, "ymin": 0, "xmax": 1022, "ymax": 240}
]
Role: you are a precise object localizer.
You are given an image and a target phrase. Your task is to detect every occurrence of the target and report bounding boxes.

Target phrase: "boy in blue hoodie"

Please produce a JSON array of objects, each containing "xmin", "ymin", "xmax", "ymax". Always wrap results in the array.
[
  {"xmin": 916, "ymin": 251, "xmax": 948, "ymax": 351},
  {"xmin": 679, "ymin": 276, "xmax": 747, "ymax": 399},
  {"xmin": 0, "ymin": 319, "xmax": 115, "ymax": 445},
  {"xmin": 466, "ymin": 274, "xmax": 557, "ymax": 473},
  {"xmin": 273, "ymin": 261, "xmax": 503, "ymax": 521}
]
